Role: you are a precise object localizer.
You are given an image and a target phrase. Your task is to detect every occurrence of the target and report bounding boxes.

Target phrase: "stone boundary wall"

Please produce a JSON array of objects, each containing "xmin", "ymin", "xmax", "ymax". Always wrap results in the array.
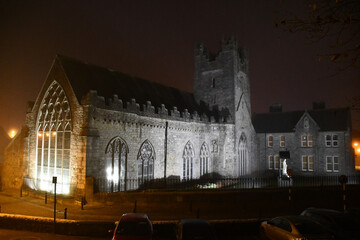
[
  {"xmin": 0, "ymin": 213, "xmax": 262, "ymax": 238},
  {"xmin": 0, "ymin": 213, "xmax": 114, "ymax": 237}
]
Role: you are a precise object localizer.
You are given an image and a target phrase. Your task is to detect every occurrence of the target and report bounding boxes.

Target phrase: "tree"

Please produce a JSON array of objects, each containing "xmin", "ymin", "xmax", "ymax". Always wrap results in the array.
[{"xmin": 276, "ymin": 0, "xmax": 360, "ymax": 72}]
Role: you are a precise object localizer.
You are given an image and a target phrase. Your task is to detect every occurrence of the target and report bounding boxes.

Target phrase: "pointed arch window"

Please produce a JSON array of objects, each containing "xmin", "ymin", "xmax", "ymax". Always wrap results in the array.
[
  {"xmin": 200, "ymin": 143, "xmax": 210, "ymax": 176},
  {"xmin": 105, "ymin": 137, "xmax": 128, "ymax": 192},
  {"xmin": 183, "ymin": 141, "xmax": 194, "ymax": 180},
  {"xmin": 238, "ymin": 133, "xmax": 248, "ymax": 176},
  {"xmin": 36, "ymin": 81, "xmax": 71, "ymax": 194},
  {"xmin": 137, "ymin": 140, "xmax": 155, "ymax": 184}
]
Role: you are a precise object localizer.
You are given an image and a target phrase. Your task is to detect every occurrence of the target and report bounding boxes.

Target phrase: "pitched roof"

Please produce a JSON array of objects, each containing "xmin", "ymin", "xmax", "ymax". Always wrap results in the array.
[
  {"xmin": 252, "ymin": 108, "xmax": 351, "ymax": 133},
  {"xmin": 56, "ymin": 55, "xmax": 215, "ymax": 117}
]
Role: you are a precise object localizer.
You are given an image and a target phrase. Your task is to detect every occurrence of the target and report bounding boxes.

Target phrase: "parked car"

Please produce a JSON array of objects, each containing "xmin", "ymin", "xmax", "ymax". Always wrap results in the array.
[
  {"xmin": 259, "ymin": 215, "xmax": 333, "ymax": 240},
  {"xmin": 110, "ymin": 213, "xmax": 153, "ymax": 240},
  {"xmin": 301, "ymin": 207, "xmax": 360, "ymax": 240},
  {"xmin": 177, "ymin": 219, "xmax": 216, "ymax": 240}
]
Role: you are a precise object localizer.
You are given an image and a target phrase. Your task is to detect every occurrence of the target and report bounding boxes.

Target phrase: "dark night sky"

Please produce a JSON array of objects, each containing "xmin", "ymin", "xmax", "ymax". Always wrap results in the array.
[{"xmin": 0, "ymin": 0, "xmax": 359, "ymax": 137}]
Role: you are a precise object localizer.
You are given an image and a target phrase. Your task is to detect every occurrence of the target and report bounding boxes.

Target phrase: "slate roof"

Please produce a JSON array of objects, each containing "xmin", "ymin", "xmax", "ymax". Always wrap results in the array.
[
  {"xmin": 252, "ymin": 108, "xmax": 351, "ymax": 133},
  {"xmin": 56, "ymin": 55, "xmax": 215, "ymax": 117}
]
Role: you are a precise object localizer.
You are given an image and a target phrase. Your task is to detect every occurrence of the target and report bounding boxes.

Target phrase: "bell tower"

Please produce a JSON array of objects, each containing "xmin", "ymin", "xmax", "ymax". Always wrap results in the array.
[
  {"xmin": 193, "ymin": 36, "xmax": 255, "ymax": 176},
  {"xmin": 193, "ymin": 36, "xmax": 251, "ymax": 123}
]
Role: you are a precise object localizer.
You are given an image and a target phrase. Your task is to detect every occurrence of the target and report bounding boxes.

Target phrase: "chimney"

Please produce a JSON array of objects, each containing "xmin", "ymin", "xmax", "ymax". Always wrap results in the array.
[{"xmin": 270, "ymin": 103, "xmax": 282, "ymax": 113}]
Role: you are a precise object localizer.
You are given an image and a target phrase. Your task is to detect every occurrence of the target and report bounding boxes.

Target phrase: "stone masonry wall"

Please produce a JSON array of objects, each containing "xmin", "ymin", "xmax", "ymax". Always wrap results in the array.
[{"xmin": 85, "ymin": 105, "xmax": 235, "ymax": 188}]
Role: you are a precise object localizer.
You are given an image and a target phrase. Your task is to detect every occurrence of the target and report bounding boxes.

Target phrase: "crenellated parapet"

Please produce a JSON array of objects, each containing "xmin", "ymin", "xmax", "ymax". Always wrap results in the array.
[
  {"xmin": 194, "ymin": 36, "xmax": 245, "ymax": 63},
  {"xmin": 82, "ymin": 90, "xmax": 230, "ymax": 123}
]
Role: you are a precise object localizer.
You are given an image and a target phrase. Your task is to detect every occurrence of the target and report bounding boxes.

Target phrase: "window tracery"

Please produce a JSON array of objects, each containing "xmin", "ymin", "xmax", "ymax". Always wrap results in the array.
[
  {"xmin": 105, "ymin": 137, "xmax": 128, "ymax": 192},
  {"xmin": 200, "ymin": 143, "xmax": 210, "ymax": 176},
  {"xmin": 36, "ymin": 81, "xmax": 71, "ymax": 194},
  {"xmin": 183, "ymin": 141, "xmax": 194, "ymax": 180},
  {"xmin": 238, "ymin": 133, "xmax": 248, "ymax": 176},
  {"xmin": 137, "ymin": 140, "xmax": 155, "ymax": 184}
]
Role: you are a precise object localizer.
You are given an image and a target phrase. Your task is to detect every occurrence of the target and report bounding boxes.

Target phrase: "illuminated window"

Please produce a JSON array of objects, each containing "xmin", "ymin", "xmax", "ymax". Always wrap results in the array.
[
  {"xmin": 301, "ymin": 135, "xmax": 313, "ymax": 147},
  {"xmin": 183, "ymin": 141, "xmax": 194, "ymax": 180},
  {"xmin": 268, "ymin": 136, "xmax": 273, "ymax": 147},
  {"xmin": 308, "ymin": 135, "xmax": 313, "ymax": 147},
  {"xmin": 36, "ymin": 81, "xmax": 71, "ymax": 194},
  {"xmin": 137, "ymin": 140, "xmax": 154, "ymax": 184},
  {"xmin": 105, "ymin": 137, "xmax": 128, "ymax": 192},
  {"xmin": 325, "ymin": 134, "xmax": 338, "ymax": 147},
  {"xmin": 269, "ymin": 155, "xmax": 274, "ymax": 169},
  {"xmin": 302, "ymin": 155, "xmax": 314, "ymax": 171},
  {"xmin": 280, "ymin": 136, "xmax": 285, "ymax": 148},
  {"xmin": 326, "ymin": 156, "xmax": 339, "ymax": 172},
  {"xmin": 269, "ymin": 155, "xmax": 280, "ymax": 170},
  {"xmin": 200, "ymin": 142, "xmax": 210, "ymax": 176}
]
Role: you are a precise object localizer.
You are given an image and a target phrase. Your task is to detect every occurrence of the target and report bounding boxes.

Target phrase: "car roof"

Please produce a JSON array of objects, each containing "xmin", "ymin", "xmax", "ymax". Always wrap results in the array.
[
  {"xmin": 180, "ymin": 219, "xmax": 211, "ymax": 225},
  {"xmin": 120, "ymin": 213, "xmax": 150, "ymax": 221},
  {"xmin": 279, "ymin": 215, "xmax": 317, "ymax": 224},
  {"xmin": 303, "ymin": 208, "xmax": 342, "ymax": 214}
]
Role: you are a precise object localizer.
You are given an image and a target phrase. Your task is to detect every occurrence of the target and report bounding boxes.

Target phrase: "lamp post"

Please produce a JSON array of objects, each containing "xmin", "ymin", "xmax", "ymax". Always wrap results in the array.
[
  {"xmin": 352, "ymin": 142, "xmax": 360, "ymax": 170},
  {"xmin": 53, "ymin": 176, "xmax": 57, "ymax": 233}
]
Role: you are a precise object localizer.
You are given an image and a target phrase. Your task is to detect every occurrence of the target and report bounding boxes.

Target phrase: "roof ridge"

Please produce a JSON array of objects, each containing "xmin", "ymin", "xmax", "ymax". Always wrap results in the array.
[{"xmin": 56, "ymin": 54, "xmax": 193, "ymax": 95}]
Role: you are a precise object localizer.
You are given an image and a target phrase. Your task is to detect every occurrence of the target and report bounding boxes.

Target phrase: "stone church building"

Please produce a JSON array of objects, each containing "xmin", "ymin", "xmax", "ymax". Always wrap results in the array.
[{"xmin": 2, "ymin": 37, "xmax": 354, "ymax": 197}]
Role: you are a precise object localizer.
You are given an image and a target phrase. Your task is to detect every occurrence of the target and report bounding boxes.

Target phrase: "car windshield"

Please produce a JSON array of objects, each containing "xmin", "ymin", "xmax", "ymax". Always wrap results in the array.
[
  {"xmin": 116, "ymin": 221, "xmax": 150, "ymax": 236},
  {"xmin": 182, "ymin": 223, "xmax": 214, "ymax": 240},
  {"xmin": 295, "ymin": 221, "xmax": 328, "ymax": 234}
]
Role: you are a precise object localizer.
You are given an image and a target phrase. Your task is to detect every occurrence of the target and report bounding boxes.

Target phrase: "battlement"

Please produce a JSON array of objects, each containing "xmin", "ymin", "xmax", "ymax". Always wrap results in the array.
[
  {"xmin": 194, "ymin": 36, "xmax": 244, "ymax": 63},
  {"xmin": 82, "ymin": 90, "xmax": 231, "ymax": 124}
]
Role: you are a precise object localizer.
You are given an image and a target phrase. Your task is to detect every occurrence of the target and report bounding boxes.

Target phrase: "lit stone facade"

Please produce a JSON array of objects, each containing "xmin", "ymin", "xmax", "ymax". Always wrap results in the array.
[
  {"xmin": 1, "ymin": 38, "xmax": 354, "ymax": 197},
  {"xmin": 253, "ymin": 106, "xmax": 354, "ymax": 177}
]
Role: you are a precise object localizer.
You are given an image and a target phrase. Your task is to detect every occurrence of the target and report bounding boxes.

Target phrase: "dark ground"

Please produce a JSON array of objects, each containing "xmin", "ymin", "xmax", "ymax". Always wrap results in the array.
[{"xmin": 0, "ymin": 185, "xmax": 359, "ymax": 239}]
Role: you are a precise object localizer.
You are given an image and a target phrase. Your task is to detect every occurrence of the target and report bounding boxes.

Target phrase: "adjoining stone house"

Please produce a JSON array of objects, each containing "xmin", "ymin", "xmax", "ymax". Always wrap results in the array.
[
  {"xmin": 252, "ymin": 103, "xmax": 354, "ymax": 177},
  {"xmin": 1, "ymin": 37, "xmax": 355, "ymax": 198}
]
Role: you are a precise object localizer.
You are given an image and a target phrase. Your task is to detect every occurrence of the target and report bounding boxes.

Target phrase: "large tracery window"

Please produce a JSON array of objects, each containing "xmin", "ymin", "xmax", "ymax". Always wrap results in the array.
[
  {"xmin": 238, "ymin": 133, "xmax": 248, "ymax": 176},
  {"xmin": 105, "ymin": 137, "xmax": 128, "ymax": 192},
  {"xmin": 36, "ymin": 81, "xmax": 71, "ymax": 194},
  {"xmin": 137, "ymin": 140, "xmax": 155, "ymax": 185},
  {"xmin": 183, "ymin": 141, "xmax": 194, "ymax": 180},
  {"xmin": 200, "ymin": 143, "xmax": 210, "ymax": 176}
]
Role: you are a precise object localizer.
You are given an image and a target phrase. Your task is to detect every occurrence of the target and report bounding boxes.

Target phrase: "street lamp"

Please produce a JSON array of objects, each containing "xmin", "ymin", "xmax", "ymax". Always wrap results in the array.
[{"xmin": 53, "ymin": 176, "xmax": 57, "ymax": 233}]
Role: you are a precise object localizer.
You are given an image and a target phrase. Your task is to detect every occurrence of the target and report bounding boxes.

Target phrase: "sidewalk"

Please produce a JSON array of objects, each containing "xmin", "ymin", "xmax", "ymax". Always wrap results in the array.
[{"xmin": 0, "ymin": 191, "xmax": 121, "ymax": 222}]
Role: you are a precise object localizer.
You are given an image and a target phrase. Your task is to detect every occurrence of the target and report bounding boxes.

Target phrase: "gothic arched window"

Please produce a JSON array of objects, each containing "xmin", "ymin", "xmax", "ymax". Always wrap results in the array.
[
  {"xmin": 137, "ymin": 140, "xmax": 155, "ymax": 184},
  {"xmin": 36, "ymin": 81, "xmax": 71, "ymax": 194},
  {"xmin": 200, "ymin": 142, "xmax": 210, "ymax": 176},
  {"xmin": 238, "ymin": 133, "xmax": 248, "ymax": 176},
  {"xmin": 105, "ymin": 137, "xmax": 128, "ymax": 192},
  {"xmin": 183, "ymin": 141, "xmax": 194, "ymax": 180}
]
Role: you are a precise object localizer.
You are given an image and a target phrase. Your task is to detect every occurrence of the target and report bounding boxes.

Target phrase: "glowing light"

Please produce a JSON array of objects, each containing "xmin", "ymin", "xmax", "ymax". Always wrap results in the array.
[
  {"xmin": 106, "ymin": 166, "xmax": 119, "ymax": 182},
  {"xmin": 52, "ymin": 132, "xmax": 56, "ymax": 136},
  {"xmin": 357, "ymin": 148, "xmax": 360, "ymax": 153},
  {"xmin": 38, "ymin": 133, "xmax": 42, "ymax": 137},
  {"xmin": 354, "ymin": 142, "xmax": 359, "ymax": 147},
  {"xmin": 46, "ymin": 133, "xmax": 49, "ymax": 137},
  {"xmin": 8, "ymin": 129, "xmax": 17, "ymax": 138}
]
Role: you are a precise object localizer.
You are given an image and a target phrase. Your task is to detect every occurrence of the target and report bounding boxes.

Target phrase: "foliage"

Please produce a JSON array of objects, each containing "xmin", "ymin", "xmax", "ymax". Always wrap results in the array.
[{"xmin": 276, "ymin": 0, "xmax": 360, "ymax": 71}]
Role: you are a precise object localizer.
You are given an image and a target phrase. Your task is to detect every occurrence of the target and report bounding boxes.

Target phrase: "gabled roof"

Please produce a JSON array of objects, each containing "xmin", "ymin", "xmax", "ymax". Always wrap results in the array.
[
  {"xmin": 56, "ymin": 55, "xmax": 214, "ymax": 117},
  {"xmin": 252, "ymin": 108, "xmax": 351, "ymax": 133}
]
